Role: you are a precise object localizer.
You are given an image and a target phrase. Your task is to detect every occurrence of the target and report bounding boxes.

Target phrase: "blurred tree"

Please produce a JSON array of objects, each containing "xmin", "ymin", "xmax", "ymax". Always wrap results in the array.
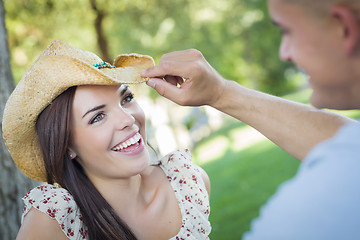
[
  {"xmin": 0, "ymin": 1, "xmax": 37, "ymax": 239},
  {"xmin": 89, "ymin": 0, "xmax": 111, "ymax": 62},
  {"xmin": 5, "ymin": 0, "xmax": 301, "ymax": 95},
  {"xmin": 94, "ymin": 0, "xmax": 301, "ymax": 95},
  {"xmin": 5, "ymin": 0, "xmax": 97, "ymax": 82}
]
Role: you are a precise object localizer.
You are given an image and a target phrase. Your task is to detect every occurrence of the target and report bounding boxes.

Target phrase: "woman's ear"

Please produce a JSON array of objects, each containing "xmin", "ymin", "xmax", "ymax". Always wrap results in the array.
[
  {"xmin": 331, "ymin": 5, "xmax": 360, "ymax": 55},
  {"xmin": 67, "ymin": 148, "xmax": 77, "ymax": 160}
]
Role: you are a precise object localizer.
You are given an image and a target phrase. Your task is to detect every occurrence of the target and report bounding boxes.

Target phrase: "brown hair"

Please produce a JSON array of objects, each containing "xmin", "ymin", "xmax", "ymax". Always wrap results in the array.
[
  {"xmin": 281, "ymin": 0, "xmax": 360, "ymax": 16},
  {"xmin": 36, "ymin": 86, "xmax": 137, "ymax": 240}
]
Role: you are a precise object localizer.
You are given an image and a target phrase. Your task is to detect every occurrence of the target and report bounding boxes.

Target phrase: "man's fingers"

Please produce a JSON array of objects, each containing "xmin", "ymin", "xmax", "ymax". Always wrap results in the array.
[
  {"xmin": 142, "ymin": 49, "xmax": 212, "ymax": 106},
  {"xmin": 142, "ymin": 61, "xmax": 183, "ymax": 79},
  {"xmin": 164, "ymin": 75, "xmax": 184, "ymax": 86},
  {"xmin": 146, "ymin": 78, "xmax": 185, "ymax": 105},
  {"xmin": 141, "ymin": 54, "xmax": 200, "ymax": 79}
]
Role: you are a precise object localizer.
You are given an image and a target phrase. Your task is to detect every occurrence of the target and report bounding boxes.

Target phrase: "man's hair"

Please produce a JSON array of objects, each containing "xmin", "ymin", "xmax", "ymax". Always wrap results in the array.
[{"xmin": 281, "ymin": 0, "xmax": 360, "ymax": 16}]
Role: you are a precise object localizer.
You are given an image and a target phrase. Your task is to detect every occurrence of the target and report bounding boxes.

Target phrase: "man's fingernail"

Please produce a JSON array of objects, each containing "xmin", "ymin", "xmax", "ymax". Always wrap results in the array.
[{"xmin": 146, "ymin": 79, "xmax": 156, "ymax": 88}]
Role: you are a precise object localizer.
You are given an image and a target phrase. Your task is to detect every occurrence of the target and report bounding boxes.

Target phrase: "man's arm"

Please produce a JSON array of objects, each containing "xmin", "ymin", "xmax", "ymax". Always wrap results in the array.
[
  {"xmin": 213, "ymin": 80, "xmax": 352, "ymax": 160},
  {"xmin": 142, "ymin": 49, "xmax": 354, "ymax": 160}
]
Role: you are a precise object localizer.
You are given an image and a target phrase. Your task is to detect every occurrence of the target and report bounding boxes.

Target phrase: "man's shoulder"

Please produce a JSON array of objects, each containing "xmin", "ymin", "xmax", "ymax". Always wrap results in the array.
[{"xmin": 304, "ymin": 121, "xmax": 360, "ymax": 166}]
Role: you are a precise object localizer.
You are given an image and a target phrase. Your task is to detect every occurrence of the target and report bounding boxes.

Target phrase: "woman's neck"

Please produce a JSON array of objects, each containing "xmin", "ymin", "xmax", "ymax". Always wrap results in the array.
[{"xmin": 90, "ymin": 165, "xmax": 158, "ymax": 219}]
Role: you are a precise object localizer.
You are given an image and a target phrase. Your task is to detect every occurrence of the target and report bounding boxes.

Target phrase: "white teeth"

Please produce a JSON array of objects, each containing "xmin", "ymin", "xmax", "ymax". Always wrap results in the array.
[{"xmin": 112, "ymin": 133, "xmax": 141, "ymax": 151}]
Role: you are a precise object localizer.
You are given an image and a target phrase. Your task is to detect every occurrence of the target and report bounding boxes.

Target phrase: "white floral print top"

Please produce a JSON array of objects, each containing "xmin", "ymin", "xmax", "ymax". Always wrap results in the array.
[
  {"xmin": 22, "ymin": 184, "xmax": 88, "ymax": 239},
  {"xmin": 157, "ymin": 149, "xmax": 211, "ymax": 239},
  {"xmin": 21, "ymin": 150, "xmax": 211, "ymax": 239}
]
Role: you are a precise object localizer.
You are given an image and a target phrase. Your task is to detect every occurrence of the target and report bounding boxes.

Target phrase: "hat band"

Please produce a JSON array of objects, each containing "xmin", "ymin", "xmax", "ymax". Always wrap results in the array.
[{"xmin": 93, "ymin": 62, "xmax": 116, "ymax": 69}]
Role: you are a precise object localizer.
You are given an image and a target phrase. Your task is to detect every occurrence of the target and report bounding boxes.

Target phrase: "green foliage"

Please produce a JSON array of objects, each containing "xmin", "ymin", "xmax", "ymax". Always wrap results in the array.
[
  {"xmin": 5, "ymin": 0, "xmax": 96, "ymax": 82},
  {"xmin": 5, "ymin": 0, "xmax": 301, "ymax": 94},
  {"xmin": 193, "ymin": 138, "xmax": 300, "ymax": 239}
]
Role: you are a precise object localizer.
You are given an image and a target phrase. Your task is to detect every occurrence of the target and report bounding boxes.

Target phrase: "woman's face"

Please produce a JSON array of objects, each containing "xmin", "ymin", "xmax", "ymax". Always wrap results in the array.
[{"xmin": 69, "ymin": 84, "xmax": 150, "ymax": 182}]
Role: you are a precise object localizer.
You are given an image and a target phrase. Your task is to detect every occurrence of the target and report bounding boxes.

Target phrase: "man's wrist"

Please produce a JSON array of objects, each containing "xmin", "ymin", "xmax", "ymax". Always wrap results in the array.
[{"xmin": 210, "ymin": 79, "xmax": 233, "ymax": 110}]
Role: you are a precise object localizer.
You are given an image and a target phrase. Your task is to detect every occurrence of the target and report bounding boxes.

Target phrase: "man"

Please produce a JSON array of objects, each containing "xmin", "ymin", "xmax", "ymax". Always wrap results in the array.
[{"xmin": 142, "ymin": 0, "xmax": 360, "ymax": 239}]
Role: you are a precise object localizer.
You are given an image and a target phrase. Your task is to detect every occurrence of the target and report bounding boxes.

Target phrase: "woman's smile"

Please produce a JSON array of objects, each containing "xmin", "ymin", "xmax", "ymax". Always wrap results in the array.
[
  {"xmin": 69, "ymin": 84, "xmax": 150, "ymax": 180},
  {"xmin": 111, "ymin": 132, "xmax": 145, "ymax": 156}
]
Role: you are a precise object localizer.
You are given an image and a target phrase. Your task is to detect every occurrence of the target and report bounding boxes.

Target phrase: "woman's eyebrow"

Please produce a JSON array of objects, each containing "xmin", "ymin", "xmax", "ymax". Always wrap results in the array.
[
  {"xmin": 82, "ymin": 104, "xmax": 106, "ymax": 118},
  {"xmin": 120, "ymin": 85, "xmax": 129, "ymax": 96}
]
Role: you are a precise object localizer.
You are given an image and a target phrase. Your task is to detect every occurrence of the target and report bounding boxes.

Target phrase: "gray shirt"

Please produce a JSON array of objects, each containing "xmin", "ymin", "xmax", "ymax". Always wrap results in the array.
[{"xmin": 243, "ymin": 122, "xmax": 360, "ymax": 240}]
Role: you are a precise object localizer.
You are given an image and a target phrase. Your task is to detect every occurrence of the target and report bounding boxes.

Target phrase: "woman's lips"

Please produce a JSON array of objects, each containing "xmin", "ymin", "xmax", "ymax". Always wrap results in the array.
[
  {"xmin": 111, "ymin": 132, "xmax": 141, "ymax": 151},
  {"xmin": 111, "ymin": 132, "xmax": 145, "ymax": 156}
]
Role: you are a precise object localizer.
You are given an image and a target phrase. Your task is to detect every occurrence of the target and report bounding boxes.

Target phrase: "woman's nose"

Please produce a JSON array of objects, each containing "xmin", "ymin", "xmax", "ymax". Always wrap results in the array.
[{"xmin": 114, "ymin": 107, "xmax": 135, "ymax": 130}]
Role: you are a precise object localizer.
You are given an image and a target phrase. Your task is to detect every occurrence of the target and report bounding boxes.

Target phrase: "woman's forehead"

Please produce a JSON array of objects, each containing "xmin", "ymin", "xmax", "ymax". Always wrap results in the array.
[
  {"xmin": 73, "ymin": 85, "xmax": 121, "ymax": 105},
  {"xmin": 75, "ymin": 84, "xmax": 122, "ymax": 92},
  {"xmin": 72, "ymin": 85, "xmax": 132, "ymax": 105}
]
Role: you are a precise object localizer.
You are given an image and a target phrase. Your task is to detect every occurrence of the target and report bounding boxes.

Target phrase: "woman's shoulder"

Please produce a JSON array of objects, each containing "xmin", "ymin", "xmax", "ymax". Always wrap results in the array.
[
  {"xmin": 23, "ymin": 184, "xmax": 73, "ymax": 200},
  {"xmin": 157, "ymin": 149, "xmax": 207, "ymax": 187},
  {"xmin": 22, "ymin": 184, "xmax": 77, "ymax": 220},
  {"xmin": 157, "ymin": 149, "xmax": 193, "ymax": 166},
  {"xmin": 157, "ymin": 149, "xmax": 207, "ymax": 179},
  {"xmin": 22, "ymin": 184, "xmax": 88, "ymax": 239},
  {"xmin": 17, "ymin": 207, "xmax": 70, "ymax": 240},
  {"xmin": 158, "ymin": 150, "xmax": 212, "ymax": 239}
]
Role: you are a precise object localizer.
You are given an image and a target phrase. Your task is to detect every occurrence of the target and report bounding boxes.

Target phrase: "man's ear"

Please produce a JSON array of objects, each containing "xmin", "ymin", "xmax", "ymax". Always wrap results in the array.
[
  {"xmin": 331, "ymin": 5, "xmax": 360, "ymax": 55},
  {"xmin": 68, "ymin": 148, "xmax": 77, "ymax": 160}
]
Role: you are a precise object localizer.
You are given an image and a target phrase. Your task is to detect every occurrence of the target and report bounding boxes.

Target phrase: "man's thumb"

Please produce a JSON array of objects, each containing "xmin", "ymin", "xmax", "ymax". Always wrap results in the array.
[
  {"xmin": 146, "ymin": 78, "xmax": 182, "ymax": 103},
  {"xmin": 146, "ymin": 78, "xmax": 157, "ymax": 89}
]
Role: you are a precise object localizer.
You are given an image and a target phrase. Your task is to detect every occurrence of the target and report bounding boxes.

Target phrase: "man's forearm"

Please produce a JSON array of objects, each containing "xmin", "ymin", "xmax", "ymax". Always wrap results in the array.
[{"xmin": 212, "ymin": 80, "xmax": 354, "ymax": 160}]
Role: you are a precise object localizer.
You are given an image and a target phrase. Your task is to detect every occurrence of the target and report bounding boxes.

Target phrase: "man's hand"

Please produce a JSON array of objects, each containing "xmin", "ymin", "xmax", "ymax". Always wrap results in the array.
[{"xmin": 141, "ymin": 49, "xmax": 226, "ymax": 107}]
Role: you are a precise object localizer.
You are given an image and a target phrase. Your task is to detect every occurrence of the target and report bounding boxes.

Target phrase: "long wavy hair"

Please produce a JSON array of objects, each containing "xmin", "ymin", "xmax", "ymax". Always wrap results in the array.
[{"xmin": 36, "ymin": 86, "xmax": 137, "ymax": 240}]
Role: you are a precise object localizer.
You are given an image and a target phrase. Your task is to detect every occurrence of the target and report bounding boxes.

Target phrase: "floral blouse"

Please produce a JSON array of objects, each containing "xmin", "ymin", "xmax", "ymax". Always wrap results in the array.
[
  {"xmin": 22, "ymin": 184, "xmax": 88, "ymax": 239},
  {"xmin": 22, "ymin": 150, "xmax": 211, "ymax": 239}
]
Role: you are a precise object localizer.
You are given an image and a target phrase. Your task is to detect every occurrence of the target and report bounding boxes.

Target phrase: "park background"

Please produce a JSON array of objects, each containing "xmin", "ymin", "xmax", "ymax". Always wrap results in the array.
[{"xmin": 1, "ymin": 0, "xmax": 359, "ymax": 239}]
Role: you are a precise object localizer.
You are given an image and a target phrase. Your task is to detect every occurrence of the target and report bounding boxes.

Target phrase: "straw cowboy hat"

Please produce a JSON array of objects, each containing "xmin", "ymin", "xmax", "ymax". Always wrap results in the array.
[{"xmin": 2, "ymin": 40, "xmax": 155, "ymax": 182}]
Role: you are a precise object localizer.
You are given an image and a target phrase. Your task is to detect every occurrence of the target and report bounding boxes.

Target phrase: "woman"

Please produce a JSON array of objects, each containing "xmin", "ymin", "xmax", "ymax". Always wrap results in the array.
[{"xmin": 2, "ymin": 40, "xmax": 211, "ymax": 240}]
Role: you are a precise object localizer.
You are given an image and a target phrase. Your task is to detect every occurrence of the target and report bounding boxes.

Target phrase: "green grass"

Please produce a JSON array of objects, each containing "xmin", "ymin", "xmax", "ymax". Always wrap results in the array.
[
  {"xmin": 193, "ymin": 137, "xmax": 300, "ymax": 239},
  {"xmin": 191, "ymin": 88, "xmax": 360, "ymax": 239}
]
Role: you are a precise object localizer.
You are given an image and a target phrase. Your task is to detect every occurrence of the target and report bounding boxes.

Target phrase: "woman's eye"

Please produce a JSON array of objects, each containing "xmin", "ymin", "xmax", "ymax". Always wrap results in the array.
[
  {"xmin": 121, "ymin": 93, "xmax": 134, "ymax": 105},
  {"xmin": 90, "ymin": 112, "xmax": 105, "ymax": 124}
]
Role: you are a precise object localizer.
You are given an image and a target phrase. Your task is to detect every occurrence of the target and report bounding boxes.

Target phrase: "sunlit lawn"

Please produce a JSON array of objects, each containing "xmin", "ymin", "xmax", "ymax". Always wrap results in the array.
[
  {"xmin": 191, "ymin": 88, "xmax": 360, "ymax": 239},
  {"xmin": 193, "ymin": 131, "xmax": 300, "ymax": 239}
]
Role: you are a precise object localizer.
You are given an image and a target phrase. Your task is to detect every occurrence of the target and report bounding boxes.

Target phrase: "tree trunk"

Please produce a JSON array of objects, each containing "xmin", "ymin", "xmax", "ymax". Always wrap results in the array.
[
  {"xmin": 0, "ymin": 1, "xmax": 38, "ymax": 239},
  {"xmin": 89, "ymin": 0, "xmax": 112, "ymax": 63}
]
